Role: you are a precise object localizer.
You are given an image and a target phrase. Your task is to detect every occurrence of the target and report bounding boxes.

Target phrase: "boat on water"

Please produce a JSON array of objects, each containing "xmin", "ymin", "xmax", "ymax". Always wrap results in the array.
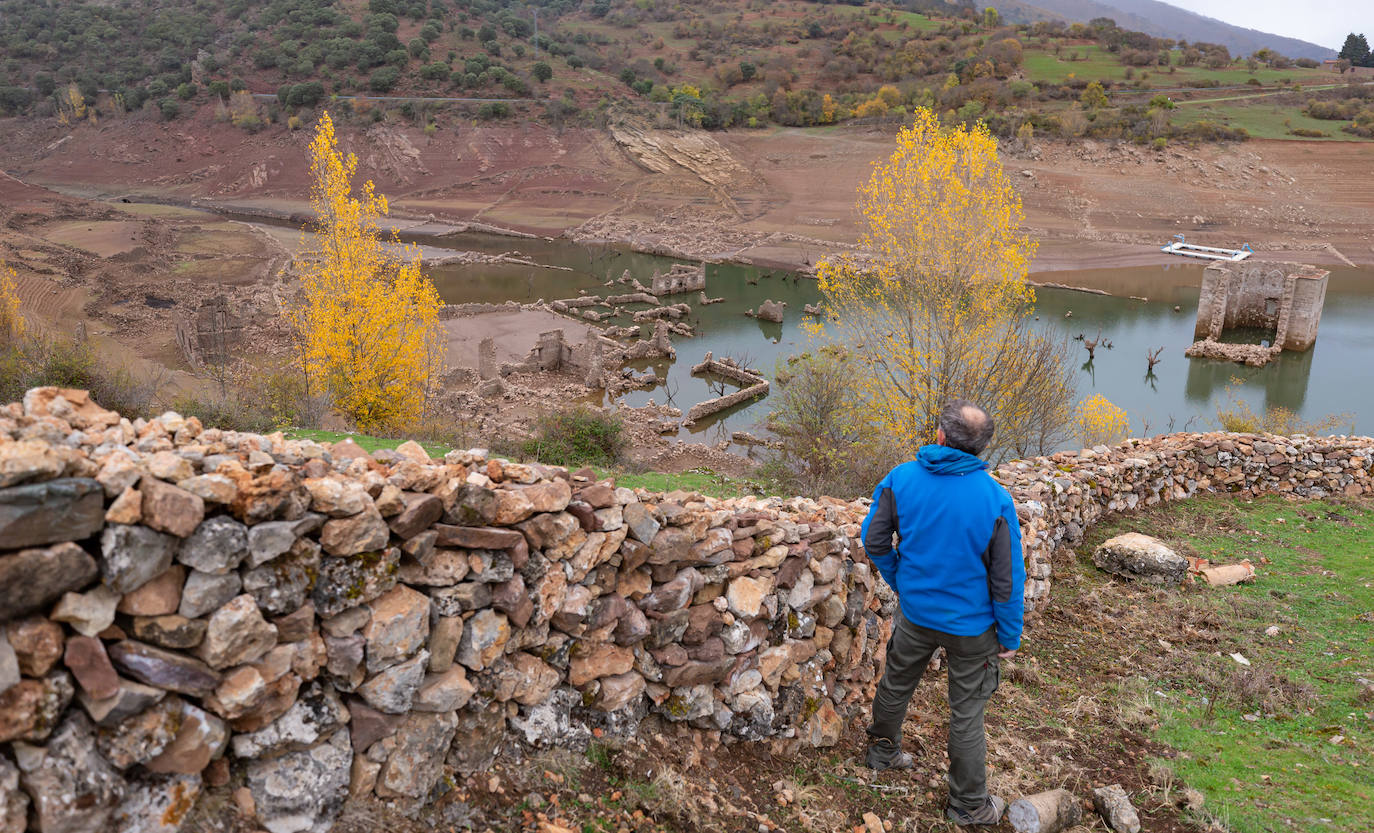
[{"xmin": 1161, "ymin": 234, "xmax": 1252, "ymax": 262}]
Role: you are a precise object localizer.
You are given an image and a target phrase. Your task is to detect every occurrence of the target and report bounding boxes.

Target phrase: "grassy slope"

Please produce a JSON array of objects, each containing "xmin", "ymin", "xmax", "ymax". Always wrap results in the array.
[
  {"xmin": 1078, "ymin": 497, "xmax": 1374, "ymax": 833},
  {"xmin": 1170, "ymin": 101, "xmax": 1371, "ymax": 141}
]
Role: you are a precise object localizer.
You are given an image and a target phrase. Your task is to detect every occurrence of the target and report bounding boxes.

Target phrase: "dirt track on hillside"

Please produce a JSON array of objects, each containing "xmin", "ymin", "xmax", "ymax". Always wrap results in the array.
[{"xmin": 2, "ymin": 111, "xmax": 1370, "ymax": 281}]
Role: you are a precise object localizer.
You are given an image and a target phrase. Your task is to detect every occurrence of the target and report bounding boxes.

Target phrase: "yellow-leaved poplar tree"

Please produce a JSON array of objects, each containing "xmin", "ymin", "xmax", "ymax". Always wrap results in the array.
[
  {"xmin": 1, "ymin": 265, "xmax": 24, "ymax": 343},
  {"xmin": 812, "ymin": 108, "xmax": 1074, "ymax": 463},
  {"xmin": 1074, "ymin": 393, "xmax": 1130, "ymax": 447},
  {"xmin": 290, "ymin": 111, "xmax": 443, "ymax": 432}
]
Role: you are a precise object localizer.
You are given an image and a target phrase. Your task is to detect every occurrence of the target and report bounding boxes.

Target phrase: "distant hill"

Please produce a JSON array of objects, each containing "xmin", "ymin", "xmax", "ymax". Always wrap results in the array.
[{"xmin": 990, "ymin": 0, "xmax": 1336, "ymax": 60}]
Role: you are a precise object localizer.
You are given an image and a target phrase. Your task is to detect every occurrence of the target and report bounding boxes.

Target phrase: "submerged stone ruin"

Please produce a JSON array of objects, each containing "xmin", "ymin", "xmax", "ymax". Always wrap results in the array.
[
  {"xmin": 683, "ymin": 353, "xmax": 770, "ymax": 427},
  {"xmin": 649, "ymin": 263, "xmax": 706, "ymax": 296},
  {"xmin": 1185, "ymin": 260, "xmax": 1329, "ymax": 367}
]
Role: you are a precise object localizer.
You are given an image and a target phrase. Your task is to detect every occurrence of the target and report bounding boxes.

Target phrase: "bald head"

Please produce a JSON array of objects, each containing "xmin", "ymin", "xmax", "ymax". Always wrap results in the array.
[{"xmin": 938, "ymin": 400, "xmax": 994, "ymax": 456}]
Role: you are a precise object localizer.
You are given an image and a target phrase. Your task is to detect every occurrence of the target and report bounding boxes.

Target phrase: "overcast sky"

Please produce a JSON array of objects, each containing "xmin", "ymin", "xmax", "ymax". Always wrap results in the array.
[{"xmin": 1169, "ymin": 1, "xmax": 1366, "ymax": 50}]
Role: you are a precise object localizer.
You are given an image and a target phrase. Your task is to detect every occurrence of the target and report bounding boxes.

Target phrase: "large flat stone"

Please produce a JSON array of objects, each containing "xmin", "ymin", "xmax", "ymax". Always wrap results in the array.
[
  {"xmin": 0, "ymin": 477, "xmax": 104, "ymax": 549},
  {"xmin": 1093, "ymin": 533, "xmax": 1188, "ymax": 586},
  {"xmin": 0, "ymin": 541, "xmax": 98, "ymax": 620},
  {"xmin": 108, "ymin": 640, "xmax": 221, "ymax": 696},
  {"xmin": 433, "ymin": 524, "xmax": 524, "ymax": 549}
]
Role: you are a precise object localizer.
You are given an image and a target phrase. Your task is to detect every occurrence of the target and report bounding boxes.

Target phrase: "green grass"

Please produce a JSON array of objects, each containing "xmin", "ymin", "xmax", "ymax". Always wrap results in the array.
[
  {"xmin": 287, "ymin": 428, "xmax": 764, "ymax": 496},
  {"xmin": 1023, "ymin": 45, "xmax": 1133, "ymax": 84},
  {"xmin": 1093, "ymin": 497, "xmax": 1374, "ymax": 832},
  {"xmin": 1170, "ymin": 102, "xmax": 1372, "ymax": 141},
  {"xmin": 1023, "ymin": 46, "xmax": 1331, "ymax": 88},
  {"xmin": 287, "ymin": 428, "xmax": 452, "ymax": 459},
  {"xmin": 597, "ymin": 468, "xmax": 766, "ymax": 498}
]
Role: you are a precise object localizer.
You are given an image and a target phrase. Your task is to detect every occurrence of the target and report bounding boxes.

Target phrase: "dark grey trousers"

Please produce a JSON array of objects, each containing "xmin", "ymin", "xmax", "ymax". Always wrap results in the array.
[{"xmin": 868, "ymin": 612, "xmax": 1002, "ymax": 813}]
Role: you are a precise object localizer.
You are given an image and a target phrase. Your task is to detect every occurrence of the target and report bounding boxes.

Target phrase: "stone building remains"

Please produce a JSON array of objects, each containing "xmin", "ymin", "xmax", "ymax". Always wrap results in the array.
[
  {"xmin": 1185, "ymin": 260, "xmax": 1329, "ymax": 367},
  {"xmin": 174, "ymin": 295, "xmax": 243, "ymax": 371},
  {"xmin": 649, "ymin": 263, "xmax": 706, "ymax": 296}
]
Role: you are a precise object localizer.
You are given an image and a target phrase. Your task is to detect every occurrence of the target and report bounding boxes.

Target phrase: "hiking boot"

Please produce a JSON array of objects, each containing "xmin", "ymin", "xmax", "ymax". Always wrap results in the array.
[
  {"xmin": 945, "ymin": 795, "xmax": 1006, "ymax": 827},
  {"xmin": 864, "ymin": 737, "xmax": 914, "ymax": 771}
]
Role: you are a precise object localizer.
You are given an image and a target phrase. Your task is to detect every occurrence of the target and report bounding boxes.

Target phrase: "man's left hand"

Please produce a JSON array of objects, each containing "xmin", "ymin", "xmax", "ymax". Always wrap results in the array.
[{"xmin": 997, "ymin": 647, "xmax": 1016, "ymax": 660}]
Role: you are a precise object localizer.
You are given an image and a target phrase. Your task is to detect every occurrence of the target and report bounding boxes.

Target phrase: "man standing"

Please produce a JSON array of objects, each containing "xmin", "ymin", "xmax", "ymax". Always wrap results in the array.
[{"xmin": 859, "ymin": 400, "xmax": 1024, "ymax": 827}]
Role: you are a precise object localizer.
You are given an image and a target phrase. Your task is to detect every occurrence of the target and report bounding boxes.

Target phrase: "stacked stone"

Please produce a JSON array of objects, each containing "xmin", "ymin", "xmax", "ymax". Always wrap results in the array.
[
  {"xmin": 996, "ymin": 433, "xmax": 1374, "ymax": 604},
  {"xmin": 0, "ymin": 388, "xmax": 887, "ymax": 833},
  {"xmin": 3, "ymin": 386, "xmax": 1370, "ymax": 833}
]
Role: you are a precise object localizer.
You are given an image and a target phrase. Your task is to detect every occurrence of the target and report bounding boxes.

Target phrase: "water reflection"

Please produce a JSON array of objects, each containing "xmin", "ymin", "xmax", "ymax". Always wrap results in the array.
[
  {"xmin": 1182, "ymin": 345, "xmax": 1314, "ymax": 413},
  {"xmin": 419, "ymin": 232, "xmax": 1372, "ymax": 447}
]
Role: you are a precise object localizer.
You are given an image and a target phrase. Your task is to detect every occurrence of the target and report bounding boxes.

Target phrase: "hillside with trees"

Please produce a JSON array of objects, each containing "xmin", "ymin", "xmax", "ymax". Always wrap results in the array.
[
  {"xmin": 990, "ymin": 0, "xmax": 1335, "ymax": 61},
  {"xmin": 0, "ymin": 0, "xmax": 1368, "ymax": 143}
]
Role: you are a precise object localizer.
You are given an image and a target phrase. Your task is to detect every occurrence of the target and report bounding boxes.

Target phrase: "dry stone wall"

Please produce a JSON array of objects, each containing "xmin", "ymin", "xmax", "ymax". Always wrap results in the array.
[
  {"xmin": 0, "ymin": 388, "xmax": 885, "ymax": 833},
  {"xmin": 993, "ymin": 432, "xmax": 1374, "ymax": 606},
  {"xmin": 1, "ymin": 387, "xmax": 1372, "ymax": 833}
]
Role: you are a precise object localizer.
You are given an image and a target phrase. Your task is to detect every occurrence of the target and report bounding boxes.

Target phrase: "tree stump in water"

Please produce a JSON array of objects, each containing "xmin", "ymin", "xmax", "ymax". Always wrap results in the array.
[{"xmin": 1008, "ymin": 789, "xmax": 1082, "ymax": 833}]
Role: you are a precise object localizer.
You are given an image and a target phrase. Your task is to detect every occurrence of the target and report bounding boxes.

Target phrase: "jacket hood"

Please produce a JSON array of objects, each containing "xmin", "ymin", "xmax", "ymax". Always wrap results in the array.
[{"xmin": 917, "ymin": 444, "xmax": 989, "ymax": 475}]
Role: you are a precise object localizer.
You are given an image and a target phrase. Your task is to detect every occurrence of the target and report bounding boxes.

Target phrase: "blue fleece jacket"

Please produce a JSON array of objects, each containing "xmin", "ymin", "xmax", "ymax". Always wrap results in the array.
[{"xmin": 859, "ymin": 444, "xmax": 1026, "ymax": 650}]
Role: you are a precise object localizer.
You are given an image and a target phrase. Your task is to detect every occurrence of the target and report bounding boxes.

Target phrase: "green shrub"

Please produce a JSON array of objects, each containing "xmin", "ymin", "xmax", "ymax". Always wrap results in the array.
[
  {"xmin": 478, "ymin": 101, "xmax": 510, "ymax": 119},
  {"xmin": 519, "ymin": 406, "xmax": 625, "ymax": 467},
  {"xmin": 369, "ymin": 66, "xmax": 400, "ymax": 92},
  {"xmin": 1289, "ymin": 127, "xmax": 1326, "ymax": 138},
  {"xmin": 0, "ymin": 337, "xmax": 159, "ymax": 419}
]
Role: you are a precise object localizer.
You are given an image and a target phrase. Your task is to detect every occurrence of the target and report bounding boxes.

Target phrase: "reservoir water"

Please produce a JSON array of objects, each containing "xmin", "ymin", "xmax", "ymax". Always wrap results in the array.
[{"xmin": 416, "ymin": 234, "xmax": 1373, "ymax": 450}]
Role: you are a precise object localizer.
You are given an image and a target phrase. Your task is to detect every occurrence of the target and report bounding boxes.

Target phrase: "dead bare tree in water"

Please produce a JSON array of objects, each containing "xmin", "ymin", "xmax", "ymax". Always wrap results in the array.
[
  {"xmin": 1146, "ymin": 346, "xmax": 1164, "ymax": 373},
  {"xmin": 1082, "ymin": 328, "xmax": 1102, "ymax": 361}
]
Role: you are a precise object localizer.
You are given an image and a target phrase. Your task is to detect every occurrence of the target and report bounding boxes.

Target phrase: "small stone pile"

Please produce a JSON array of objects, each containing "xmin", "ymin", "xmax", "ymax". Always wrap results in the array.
[{"xmin": 0, "ymin": 388, "xmax": 885, "ymax": 833}]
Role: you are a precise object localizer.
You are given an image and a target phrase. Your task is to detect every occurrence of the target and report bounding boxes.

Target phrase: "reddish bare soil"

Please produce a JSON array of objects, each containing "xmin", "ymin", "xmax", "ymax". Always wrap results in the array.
[{"xmin": 3, "ymin": 110, "xmax": 1371, "ymax": 280}]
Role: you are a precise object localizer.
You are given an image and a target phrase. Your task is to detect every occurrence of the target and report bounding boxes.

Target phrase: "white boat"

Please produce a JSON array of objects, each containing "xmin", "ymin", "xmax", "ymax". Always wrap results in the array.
[{"xmin": 1161, "ymin": 234, "xmax": 1252, "ymax": 262}]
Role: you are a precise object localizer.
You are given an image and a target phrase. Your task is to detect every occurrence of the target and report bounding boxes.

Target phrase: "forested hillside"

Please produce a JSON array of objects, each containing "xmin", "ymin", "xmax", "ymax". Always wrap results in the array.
[{"xmin": 0, "ymin": 0, "xmax": 1368, "ymax": 142}]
